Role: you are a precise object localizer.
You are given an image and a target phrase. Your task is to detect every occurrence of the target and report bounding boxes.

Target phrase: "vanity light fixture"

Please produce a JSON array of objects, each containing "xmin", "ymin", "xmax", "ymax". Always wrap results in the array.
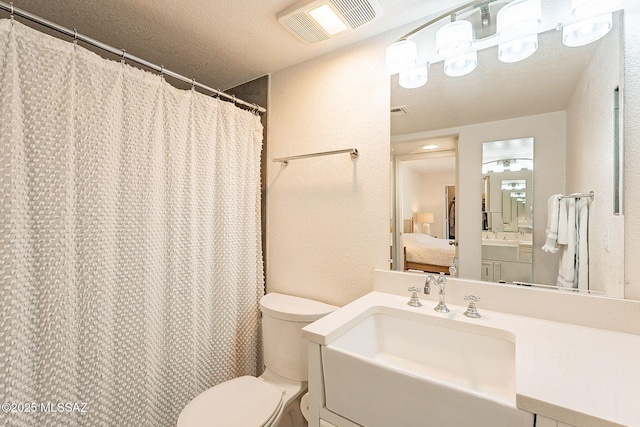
[
  {"xmin": 436, "ymin": 20, "xmax": 474, "ymax": 59},
  {"xmin": 562, "ymin": 13, "xmax": 612, "ymax": 47},
  {"xmin": 493, "ymin": 160, "xmax": 505, "ymax": 173},
  {"xmin": 399, "ymin": 64, "xmax": 428, "ymax": 89},
  {"xmin": 386, "ymin": 0, "xmax": 624, "ymax": 90},
  {"xmin": 444, "ymin": 51, "xmax": 478, "ymax": 77},
  {"xmin": 496, "ymin": 0, "xmax": 541, "ymax": 63},
  {"xmin": 386, "ymin": 40, "xmax": 417, "ymax": 74}
]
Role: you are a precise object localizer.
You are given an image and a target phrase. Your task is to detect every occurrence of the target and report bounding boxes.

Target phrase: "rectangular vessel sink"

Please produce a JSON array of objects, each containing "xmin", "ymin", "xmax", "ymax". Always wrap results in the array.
[{"xmin": 322, "ymin": 309, "xmax": 533, "ymax": 427}]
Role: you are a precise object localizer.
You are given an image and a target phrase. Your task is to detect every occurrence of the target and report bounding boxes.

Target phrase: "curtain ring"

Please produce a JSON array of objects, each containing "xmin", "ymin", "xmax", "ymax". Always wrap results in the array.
[
  {"xmin": 121, "ymin": 49, "xmax": 126, "ymax": 64},
  {"xmin": 190, "ymin": 78, "xmax": 196, "ymax": 90},
  {"xmin": 213, "ymin": 90, "xmax": 220, "ymax": 99},
  {"xmin": 160, "ymin": 65, "xmax": 164, "ymax": 80},
  {"xmin": 231, "ymin": 95, "xmax": 237, "ymax": 105},
  {"xmin": 9, "ymin": 2, "xmax": 14, "ymax": 22},
  {"xmin": 73, "ymin": 28, "xmax": 78, "ymax": 46},
  {"xmin": 252, "ymin": 104, "xmax": 260, "ymax": 116}
]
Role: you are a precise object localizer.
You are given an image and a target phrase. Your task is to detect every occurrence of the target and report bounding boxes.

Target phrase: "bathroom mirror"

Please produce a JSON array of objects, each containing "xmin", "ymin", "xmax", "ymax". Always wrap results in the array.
[
  {"xmin": 481, "ymin": 138, "xmax": 534, "ymax": 284},
  {"xmin": 391, "ymin": 11, "xmax": 625, "ymax": 298}
]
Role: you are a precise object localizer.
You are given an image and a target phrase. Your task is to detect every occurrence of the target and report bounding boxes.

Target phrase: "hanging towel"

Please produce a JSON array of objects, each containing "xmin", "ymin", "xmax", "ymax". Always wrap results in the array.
[
  {"xmin": 557, "ymin": 198, "xmax": 569, "ymax": 245},
  {"xmin": 576, "ymin": 198, "xmax": 589, "ymax": 290},
  {"xmin": 557, "ymin": 197, "xmax": 577, "ymax": 288},
  {"xmin": 541, "ymin": 194, "xmax": 563, "ymax": 253}
]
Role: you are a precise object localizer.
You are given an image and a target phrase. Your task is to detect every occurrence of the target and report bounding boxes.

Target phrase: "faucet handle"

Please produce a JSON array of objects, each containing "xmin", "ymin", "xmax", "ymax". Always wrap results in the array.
[
  {"xmin": 464, "ymin": 295, "xmax": 481, "ymax": 318},
  {"xmin": 407, "ymin": 287, "xmax": 422, "ymax": 307}
]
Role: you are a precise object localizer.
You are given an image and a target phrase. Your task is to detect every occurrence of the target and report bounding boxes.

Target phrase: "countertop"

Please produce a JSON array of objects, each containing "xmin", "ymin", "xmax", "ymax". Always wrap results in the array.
[{"xmin": 302, "ymin": 291, "xmax": 640, "ymax": 427}]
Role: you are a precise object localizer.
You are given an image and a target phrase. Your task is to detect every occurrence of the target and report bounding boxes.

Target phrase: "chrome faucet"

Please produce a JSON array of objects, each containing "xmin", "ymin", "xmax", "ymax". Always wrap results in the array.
[
  {"xmin": 407, "ymin": 287, "xmax": 422, "ymax": 307},
  {"xmin": 464, "ymin": 295, "xmax": 481, "ymax": 318},
  {"xmin": 424, "ymin": 275, "xmax": 434, "ymax": 295},
  {"xmin": 449, "ymin": 257, "xmax": 458, "ymax": 278},
  {"xmin": 433, "ymin": 273, "xmax": 450, "ymax": 313}
]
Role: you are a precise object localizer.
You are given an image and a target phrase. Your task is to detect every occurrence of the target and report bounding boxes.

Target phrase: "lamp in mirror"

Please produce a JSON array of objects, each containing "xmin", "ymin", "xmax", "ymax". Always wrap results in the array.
[{"xmin": 417, "ymin": 212, "xmax": 435, "ymax": 235}]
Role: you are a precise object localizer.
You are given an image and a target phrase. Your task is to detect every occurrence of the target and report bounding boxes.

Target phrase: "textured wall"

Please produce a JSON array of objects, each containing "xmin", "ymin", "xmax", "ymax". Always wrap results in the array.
[
  {"xmin": 624, "ymin": 3, "xmax": 640, "ymax": 299},
  {"xmin": 566, "ymin": 21, "xmax": 624, "ymax": 298},
  {"xmin": 267, "ymin": 31, "xmax": 393, "ymax": 307},
  {"xmin": 400, "ymin": 165, "xmax": 421, "ymax": 230}
]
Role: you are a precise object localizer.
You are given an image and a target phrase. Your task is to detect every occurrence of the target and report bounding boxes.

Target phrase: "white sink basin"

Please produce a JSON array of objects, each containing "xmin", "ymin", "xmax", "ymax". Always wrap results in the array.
[{"xmin": 321, "ymin": 308, "xmax": 533, "ymax": 427}]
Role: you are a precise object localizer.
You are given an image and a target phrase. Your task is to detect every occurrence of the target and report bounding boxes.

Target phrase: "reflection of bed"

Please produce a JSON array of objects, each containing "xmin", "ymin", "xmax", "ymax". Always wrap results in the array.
[{"xmin": 402, "ymin": 219, "xmax": 456, "ymax": 274}]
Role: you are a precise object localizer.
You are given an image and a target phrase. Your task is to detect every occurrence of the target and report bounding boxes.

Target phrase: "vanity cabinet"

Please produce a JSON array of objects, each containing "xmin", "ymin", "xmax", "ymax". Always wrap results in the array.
[
  {"xmin": 482, "ymin": 243, "xmax": 532, "ymax": 283},
  {"xmin": 536, "ymin": 415, "xmax": 574, "ymax": 427}
]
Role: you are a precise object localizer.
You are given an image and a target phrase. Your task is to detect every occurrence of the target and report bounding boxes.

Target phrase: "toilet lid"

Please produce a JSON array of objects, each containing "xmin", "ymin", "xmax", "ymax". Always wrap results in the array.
[{"xmin": 177, "ymin": 376, "xmax": 284, "ymax": 427}]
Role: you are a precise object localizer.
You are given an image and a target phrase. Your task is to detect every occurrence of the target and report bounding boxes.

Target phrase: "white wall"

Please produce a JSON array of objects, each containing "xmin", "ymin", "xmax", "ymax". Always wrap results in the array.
[
  {"xmin": 267, "ymin": 31, "xmax": 393, "ymax": 307},
  {"xmin": 566, "ymin": 19, "xmax": 624, "ymax": 297},
  {"xmin": 419, "ymin": 171, "xmax": 455, "ymax": 237},
  {"xmin": 268, "ymin": 3, "xmax": 640, "ymax": 304},
  {"xmin": 623, "ymin": 3, "xmax": 640, "ymax": 300},
  {"xmin": 400, "ymin": 165, "xmax": 421, "ymax": 230}
]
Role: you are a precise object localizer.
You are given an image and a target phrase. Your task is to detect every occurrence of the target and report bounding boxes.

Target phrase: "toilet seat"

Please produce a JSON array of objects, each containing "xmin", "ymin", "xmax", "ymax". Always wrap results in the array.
[{"xmin": 177, "ymin": 376, "xmax": 284, "ymax": 427}]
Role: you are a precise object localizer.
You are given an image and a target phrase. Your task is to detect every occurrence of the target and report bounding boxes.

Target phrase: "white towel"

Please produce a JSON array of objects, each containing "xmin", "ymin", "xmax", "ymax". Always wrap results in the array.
[
  {"xmin": 576, "ymin": 198, "xmax": 589, "ymax": 290},
  {"xmin": 556, "ymin": 197, "xmax": 577, "ymax": 288},
  {"xmin": 557, "ymin": 198, "xmax": 568, "ymax": 245},
  {"xmin": 541, "ymin": 194, "xmax": 563, "ymax": 253}
]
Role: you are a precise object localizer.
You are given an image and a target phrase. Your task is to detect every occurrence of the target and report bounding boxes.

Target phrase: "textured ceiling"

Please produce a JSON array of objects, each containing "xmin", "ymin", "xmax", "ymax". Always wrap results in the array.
[{"xmin": 4, "ymin": 0, "xmax": 465, "ymax": 90}]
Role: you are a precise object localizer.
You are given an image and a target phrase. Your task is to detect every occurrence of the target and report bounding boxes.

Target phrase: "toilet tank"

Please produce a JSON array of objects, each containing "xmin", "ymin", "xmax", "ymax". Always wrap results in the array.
[{"xmin": 260, "ymin": 293, "xmax": 338, "ymax": 381}]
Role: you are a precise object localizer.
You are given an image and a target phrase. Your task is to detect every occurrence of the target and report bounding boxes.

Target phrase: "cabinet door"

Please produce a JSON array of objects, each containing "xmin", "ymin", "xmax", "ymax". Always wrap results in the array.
[
  {"xmin": 481, "ymin": 261, "xmax": 494, "ymax": 281},
  {"xmin": 536, "ymin": 415, "xmax": 575, "ymax": 427}
]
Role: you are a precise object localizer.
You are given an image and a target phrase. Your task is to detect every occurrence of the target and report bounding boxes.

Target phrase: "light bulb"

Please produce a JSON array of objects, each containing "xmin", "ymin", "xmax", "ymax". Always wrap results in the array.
[
  {"xmin": 498, "ymin": 34, "xmax": 538, "ymax": 63},
  {"xmin": 444, "ymin": 51, "xmax": 478, "ymax": 77},
  {"xmin": 399, "ymin": 65, "xmax": 428, "ymax": 89},
  {"xmin": 562, "ymin": 13, "xmax": 613, "ymax": 47}
]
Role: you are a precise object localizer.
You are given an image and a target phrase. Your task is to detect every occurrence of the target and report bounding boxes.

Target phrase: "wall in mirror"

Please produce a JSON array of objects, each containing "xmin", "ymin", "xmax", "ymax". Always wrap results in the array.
[{"xmin": 391, "ymin": 11, "xmax": 625, "ymax": 298}]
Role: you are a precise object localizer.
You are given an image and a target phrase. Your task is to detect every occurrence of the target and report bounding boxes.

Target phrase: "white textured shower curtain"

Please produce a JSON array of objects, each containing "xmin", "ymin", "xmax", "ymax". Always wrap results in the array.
[{"xmin": 0, "ymin": 19, "xmax": 264, "ymax": 427}]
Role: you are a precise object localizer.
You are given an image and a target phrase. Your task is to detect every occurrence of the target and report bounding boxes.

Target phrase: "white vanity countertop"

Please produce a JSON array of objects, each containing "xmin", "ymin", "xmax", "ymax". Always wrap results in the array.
[{"xmin": 302, "ymin": 291, "xmax": 640, "ymax": 427}]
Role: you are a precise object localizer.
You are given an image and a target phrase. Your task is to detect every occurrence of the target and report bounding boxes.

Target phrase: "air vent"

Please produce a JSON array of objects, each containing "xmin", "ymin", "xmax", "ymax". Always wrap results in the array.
[
  {"xmin": 277, "ymin": 0, "xmax": 381, "ymax": 43},
  {"xmin": 391, "ymin": 105, "xmax": 411, "ymax": 116}
]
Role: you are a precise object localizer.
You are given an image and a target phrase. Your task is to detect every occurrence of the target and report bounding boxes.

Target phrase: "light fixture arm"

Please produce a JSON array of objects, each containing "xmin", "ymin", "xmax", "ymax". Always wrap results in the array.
[{"xmin": 396, "ymin": 0, "xmax": 495, "ymax": 42}]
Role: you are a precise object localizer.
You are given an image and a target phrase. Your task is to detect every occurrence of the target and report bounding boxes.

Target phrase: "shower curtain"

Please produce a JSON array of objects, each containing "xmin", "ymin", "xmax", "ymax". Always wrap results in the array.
[{"xmin": 0, "ymin": 19, "xmax": 264, "ymax": 427}]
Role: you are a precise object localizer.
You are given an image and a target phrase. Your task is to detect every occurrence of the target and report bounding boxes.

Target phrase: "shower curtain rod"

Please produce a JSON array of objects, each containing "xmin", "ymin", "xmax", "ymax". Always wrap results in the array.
[{"xmin": 0, "ymin": 1, "xmax": 266, "ymax": 114}]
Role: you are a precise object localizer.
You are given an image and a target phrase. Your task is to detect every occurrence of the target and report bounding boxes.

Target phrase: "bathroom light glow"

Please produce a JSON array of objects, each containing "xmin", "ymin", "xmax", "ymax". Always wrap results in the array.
[
  {"xmin": 436, "ymin": 20, "xmax": 474, "ymax": 59},
  {"xmin": 444, "ymin": 51, "xmax": 478, "ymax": 77},
  {"xmin": 399, "ymin": 65, "xmax": 428, "ymax": 89},
  {"xmin": 570, "ymin": 0, "xmax": 624, "ymax": 18},
  {"xmin": 498, "ymin": 34, "xmax": 538, "ymax": 63},
  {"xmin": 562, "ymin": 13, "xmax": 613, "ymax": 47},
  {"xmin": 422, "ymin": 144, "xmax": 439, "ymax": 150},
  {"xmin": 493, "ymin": 161, "xmax": 505, "ymax": 173},
  {"xmin": 496, "ymin": 0, "xmax": 542, "ymax": 42},
  {"xmin": 386, "ymin": 40, "xmax": 417, "ymax": 74},
  {"xmin": 308, "ymin": 4, "xmax": 348, "ymax": 35}
]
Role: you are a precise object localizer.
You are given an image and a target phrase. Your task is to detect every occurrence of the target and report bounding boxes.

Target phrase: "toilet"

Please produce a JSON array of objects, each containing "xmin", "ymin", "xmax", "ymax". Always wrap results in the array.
[{"xmin": 177, "ymin": 292, "xmax": 338, "ymax": 427}]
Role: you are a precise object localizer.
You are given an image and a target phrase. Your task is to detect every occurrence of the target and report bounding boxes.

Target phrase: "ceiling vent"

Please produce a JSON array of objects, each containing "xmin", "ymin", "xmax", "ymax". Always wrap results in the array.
[
  {"xmin": 390, "ymin": 105, "xmax": 411, "ymax": 117},
  {"xmin": 277, "ymin": 0, "xmax": 382, "ymax": 43}
]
